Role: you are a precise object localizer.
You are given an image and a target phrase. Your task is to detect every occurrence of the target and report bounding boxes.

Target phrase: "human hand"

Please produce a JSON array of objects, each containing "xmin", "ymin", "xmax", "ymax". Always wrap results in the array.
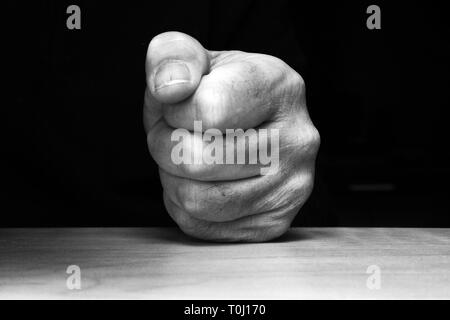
[{"xmin": 144, "ymin": 32, "xmax": 320, "ymax": 242}]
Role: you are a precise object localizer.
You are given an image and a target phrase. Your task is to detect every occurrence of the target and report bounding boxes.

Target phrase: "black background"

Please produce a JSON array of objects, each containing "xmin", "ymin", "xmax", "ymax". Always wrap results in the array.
[{"xmin": 3, "ymin": 1, "xmax": 450, "ymax": 227}]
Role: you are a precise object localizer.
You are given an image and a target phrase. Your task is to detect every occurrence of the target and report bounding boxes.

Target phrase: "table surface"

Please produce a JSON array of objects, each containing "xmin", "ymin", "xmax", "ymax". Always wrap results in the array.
[{"xmin": 0, "ymin": 227, "xmax": 449, "ymax": 299}]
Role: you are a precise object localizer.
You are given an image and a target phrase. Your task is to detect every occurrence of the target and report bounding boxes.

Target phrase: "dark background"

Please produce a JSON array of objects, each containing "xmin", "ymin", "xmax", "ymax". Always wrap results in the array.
[{"xmin": 3, "ymin": 1, "xmax": 450, "ymax": 227}]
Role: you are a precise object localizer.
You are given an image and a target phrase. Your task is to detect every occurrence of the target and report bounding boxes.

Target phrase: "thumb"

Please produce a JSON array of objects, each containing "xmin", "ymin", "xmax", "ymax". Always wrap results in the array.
[{"xmin": 146, "ymin": 31, "xmax": 210, "ymax": 104}]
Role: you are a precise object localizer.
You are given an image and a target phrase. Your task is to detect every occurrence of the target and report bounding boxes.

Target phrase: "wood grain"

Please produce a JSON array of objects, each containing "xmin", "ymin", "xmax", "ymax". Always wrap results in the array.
[{"xmin": 0, "ymin": 228, "xmax": 449, "ymax": 299}]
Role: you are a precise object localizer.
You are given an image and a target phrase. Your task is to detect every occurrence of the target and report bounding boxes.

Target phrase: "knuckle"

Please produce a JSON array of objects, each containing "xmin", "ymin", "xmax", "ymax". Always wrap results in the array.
[
  {"xmin": 293, "ymin": 70, "xmax": 305, "ymax": 88},
  {"xmin": 307, "ymin": 124, "xmax": 321, "ymax": 153},
  {"xmin": 290, "ymin": 122, "xmax": 320, "ymax": 159},
  {"xmin": 263, "ymin": 54, "xmax": 304, "ymax": 90},
  {"xmin": 288, "ymin": 70, "xmax": 305, "ymax": 93}
]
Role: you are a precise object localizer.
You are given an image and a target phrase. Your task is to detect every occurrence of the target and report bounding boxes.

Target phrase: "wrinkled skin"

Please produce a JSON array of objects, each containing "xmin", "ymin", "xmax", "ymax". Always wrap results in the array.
[{"xmin": 144, "ymin": 32, "xmax": 320, "ymax": 242}]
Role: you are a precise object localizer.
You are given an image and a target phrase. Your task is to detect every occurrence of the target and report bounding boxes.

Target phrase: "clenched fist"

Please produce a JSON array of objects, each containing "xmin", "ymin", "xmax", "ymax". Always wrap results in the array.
[{"xmin": 144, "ymin": 32, "xmax": 320, "ymax": 242}]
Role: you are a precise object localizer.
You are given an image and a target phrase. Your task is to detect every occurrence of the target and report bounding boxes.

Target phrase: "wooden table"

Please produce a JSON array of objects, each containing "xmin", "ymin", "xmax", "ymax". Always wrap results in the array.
[{"xmin": 0, "ymin": 228, "xmax": 448, "ymax": 299}]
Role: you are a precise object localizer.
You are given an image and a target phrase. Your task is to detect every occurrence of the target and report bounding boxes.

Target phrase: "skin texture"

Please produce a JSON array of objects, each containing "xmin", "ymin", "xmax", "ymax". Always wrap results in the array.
[{"xmin": 144, "ymin": 32, "xmax": 320, "ymax": 242}]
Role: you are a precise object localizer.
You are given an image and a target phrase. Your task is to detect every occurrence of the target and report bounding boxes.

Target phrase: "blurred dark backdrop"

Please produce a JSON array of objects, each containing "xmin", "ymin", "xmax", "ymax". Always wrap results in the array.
[
  {"xmin": 3, "ymin": 1, "xmax": 450, "ymax": 227},
  {"xmin": 296, "ymin": 2, "xmax": 450, "ymax": 226}
]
